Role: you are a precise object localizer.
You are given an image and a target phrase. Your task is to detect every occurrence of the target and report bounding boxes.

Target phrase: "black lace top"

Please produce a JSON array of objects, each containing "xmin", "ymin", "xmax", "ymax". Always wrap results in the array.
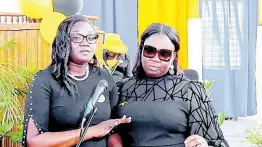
[{"xmin": 116, "ymin": 74, "xmax": 229, "ymax": 147}]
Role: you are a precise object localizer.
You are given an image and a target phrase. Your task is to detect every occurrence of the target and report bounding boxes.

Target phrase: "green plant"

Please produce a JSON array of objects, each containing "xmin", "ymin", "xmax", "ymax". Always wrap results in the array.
[
  {"xmin": 202, "ymin": 79, "xmax": 215, "ymax": 101},
  {"xmin": 0, "ymin": 102, "xmax": 13, "ymax": 139},
  {"xmin": 0, "ymin": 39, "xmax": 38, "ymax": 143},
  {"xmin": 5, "ymin": 116, "xmax": 24, "ymax": 143},
  {"xmin": 202, "ymin": 79, "xmax": 225, "ymax": 126},
  {"xmin": 245, "ymin": 127, "xmax": 262, "ymax": 147},
  {"xmin": 218, "ymin": 112, "xmax": 225, "ymax": 126},
  {"xmin": 0, "ymin": 39, "xmax": 18, "ymax": 51}
]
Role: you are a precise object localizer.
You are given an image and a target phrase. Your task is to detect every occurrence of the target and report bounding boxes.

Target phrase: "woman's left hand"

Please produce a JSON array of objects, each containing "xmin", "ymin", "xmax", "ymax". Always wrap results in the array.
[{"xmin": 184, "ymin": 135, "xmax": 208, "ymax": 147}]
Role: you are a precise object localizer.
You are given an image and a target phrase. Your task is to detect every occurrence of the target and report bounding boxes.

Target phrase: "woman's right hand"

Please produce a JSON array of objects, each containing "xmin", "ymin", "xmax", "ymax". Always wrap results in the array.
[{"xmin": 90, "ymin": 115, "xmax": 131, "ymax": 138}]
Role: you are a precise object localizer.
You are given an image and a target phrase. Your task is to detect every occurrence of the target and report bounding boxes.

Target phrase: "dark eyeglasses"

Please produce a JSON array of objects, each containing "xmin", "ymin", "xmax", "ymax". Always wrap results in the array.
[
  {"xmin": 70, "ymin": 33, "xmax": 99, "ymax": 44},
  {"xmin": 142, "ymin": 45, "xmax": 173, "ymax": 62}
]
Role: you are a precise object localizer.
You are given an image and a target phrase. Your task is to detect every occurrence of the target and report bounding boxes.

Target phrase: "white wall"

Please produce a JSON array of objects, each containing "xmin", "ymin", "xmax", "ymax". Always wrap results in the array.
[
  {"xmin": 256, "ymin": 26, "xmax": 262, "ymax": 126},
  {"xmin": 188, "ymin": 18, "xmax": 202, "ymax": 81},
  {"xmin": 0, "ymin": 0, "xmax": 21, "ymax": 13}
]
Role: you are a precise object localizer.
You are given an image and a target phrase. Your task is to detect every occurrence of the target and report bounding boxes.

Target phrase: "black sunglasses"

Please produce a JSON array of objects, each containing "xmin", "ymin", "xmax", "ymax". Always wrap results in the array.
[
  {"xmin": 142, "ymin": 45, "xmax": 173, "ymax": 62},
  {"xmin": 70, "ymin": 33, "xmax": 99, "ymax": 44}
]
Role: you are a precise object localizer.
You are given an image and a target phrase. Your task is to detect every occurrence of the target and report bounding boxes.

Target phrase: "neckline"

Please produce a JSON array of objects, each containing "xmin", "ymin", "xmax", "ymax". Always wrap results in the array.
[
  {"xmin": 141, "ymin": 74, "xmax": 183, "ymax": 81},
  {"xmin": 67, "ymin": 68, "xmax": 89, "ymax": 81}
]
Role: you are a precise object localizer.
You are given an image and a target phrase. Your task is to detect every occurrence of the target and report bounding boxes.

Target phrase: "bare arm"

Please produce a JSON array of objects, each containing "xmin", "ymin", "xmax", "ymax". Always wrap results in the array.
[
  {"xmin": 26, "ymin": 118, "xmax": 95, "ymax": 147},
  {"xmin": 27, "ymin": 117, "xmax": 131, "ymax": 147}
]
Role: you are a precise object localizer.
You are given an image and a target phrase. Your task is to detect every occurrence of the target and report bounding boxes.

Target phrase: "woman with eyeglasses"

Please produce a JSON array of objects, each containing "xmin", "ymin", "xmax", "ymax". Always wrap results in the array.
[
  {"xmin": 22, "ymin": 15, "xmax": 131, "ymax": 147},
  {"xmin": 109, "ymin": 23, "xmax": 229, "ymax": 147}
]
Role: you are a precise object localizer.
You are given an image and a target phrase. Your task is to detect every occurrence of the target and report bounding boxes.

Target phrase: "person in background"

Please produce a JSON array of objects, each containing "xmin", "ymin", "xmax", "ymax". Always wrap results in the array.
[
  {"xmin": 22, "ymin": 15, "xmax": 131, "ymax": 147},
  {"xmin": 103, "ymin": 33, "xmax": 133, "ymax": 86}
]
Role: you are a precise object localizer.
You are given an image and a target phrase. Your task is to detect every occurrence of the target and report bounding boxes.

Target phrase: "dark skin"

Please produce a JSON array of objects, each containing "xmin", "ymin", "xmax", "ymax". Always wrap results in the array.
[
  {"xmin": 26, "ymin": 21, "xmax": 131, "ymax": 147},
  {"xmin": 107, "ymin": 51, "xmax": 119, "ymax": 60}
]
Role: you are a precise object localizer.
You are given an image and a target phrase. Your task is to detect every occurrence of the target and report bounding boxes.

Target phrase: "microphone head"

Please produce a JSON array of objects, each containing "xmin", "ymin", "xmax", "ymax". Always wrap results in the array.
[{"xmin": 98, "ymin": 79, "xmax": 108, "ymax": 89}]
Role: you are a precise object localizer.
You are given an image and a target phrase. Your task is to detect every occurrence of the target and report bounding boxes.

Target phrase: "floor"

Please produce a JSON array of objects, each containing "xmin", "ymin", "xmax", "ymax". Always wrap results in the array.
[{"xmin": 222, "ymin": 115, "xmax": 258, "ymax": 147}]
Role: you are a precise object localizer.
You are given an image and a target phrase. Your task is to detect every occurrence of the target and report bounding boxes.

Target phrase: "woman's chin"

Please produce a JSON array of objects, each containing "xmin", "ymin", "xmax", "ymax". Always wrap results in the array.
[
  {"xmin": 73, "ymin": 59, "xmax": 91, "ymax": 65},
  {"xmin": 146, "ymin": 71, "xmax": 160, "ymax": 77},
  {"xmin": 146, "ymin": 69, "xmax": 168, "ymax": 77}
]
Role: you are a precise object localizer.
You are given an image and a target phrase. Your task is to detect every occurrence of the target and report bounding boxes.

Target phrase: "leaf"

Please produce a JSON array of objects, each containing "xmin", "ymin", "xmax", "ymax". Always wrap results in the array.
[
  {"xmin": 0, "ymin": 39, "xmax": 18, "ymax": 51},
  {"xmin": 245, "ymin": 127, "xmax": 262, "ymax": 146},
  {"xmin": 6, "ymin": 131, "xmax": 23, "ymax": 143},
  {"xmin": 0, "ymin": 102, "xmax": 6, "ymax": 110},
  {"xmin": 17, "ymin": 125, "xmax": 24, "ymax": 131},
  {"xmin": 202, "ymin": 80, "xmax": 208, "ymax": 88},
  {"xmin": 205, "ymin": 80, "xmax": 215, "ymax": 89},
  {"xmin": 218, "ymin": 112, "xmax": 225, "ymax": 126},
  {"xmin": 19, "ymin": 113, "xmax": 25, "ymax": 122},
  {"xmin": 118, "ymin": 101, "xmax": 128, "ymax": 107},
  {"xmin": 0, "ymin": 122, "xmax": 13, "ymax": 137}
]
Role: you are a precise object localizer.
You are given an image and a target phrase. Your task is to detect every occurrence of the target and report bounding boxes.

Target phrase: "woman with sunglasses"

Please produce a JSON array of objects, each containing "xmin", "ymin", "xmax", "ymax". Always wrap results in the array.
[
  {"xmin": 109, "ymin": 23, "xmax": 229, "ymax": 147},
  {"xmin": 22, "ymin": 15, "xmax": 131, "ymax": 147}
]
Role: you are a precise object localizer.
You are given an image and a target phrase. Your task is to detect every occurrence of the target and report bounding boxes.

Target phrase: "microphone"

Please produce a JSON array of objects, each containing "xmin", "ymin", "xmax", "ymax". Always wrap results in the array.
[
  {"xmin": 77, "ymin": 80, "xmax": 109, "ymax": 147},
  {"xmin": 82, "ymin": 79, "xmax": 108, "ymax": 120}
]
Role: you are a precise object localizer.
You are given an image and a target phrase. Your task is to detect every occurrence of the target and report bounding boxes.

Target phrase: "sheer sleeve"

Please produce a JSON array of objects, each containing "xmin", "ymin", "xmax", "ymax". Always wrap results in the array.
[
  {"xmin": 187, "ymin": 81, "xmax": 229, "ymax": 147},
  {"xmin": 22, "ymin": 70, "xmax": 51, "ymax": 147}
]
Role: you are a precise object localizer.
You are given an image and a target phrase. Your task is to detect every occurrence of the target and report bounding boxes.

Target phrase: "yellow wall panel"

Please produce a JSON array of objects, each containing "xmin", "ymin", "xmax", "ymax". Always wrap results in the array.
[
  {"xmin": 188, "ymin": 0, "xmax": 200, "ymax": 18},
  {"xmin": 259, "ymin": 0, "xmax": 262, "ymax": 24},
  {"xmin": 138, "ymin": 0, "xmax": 200, "ymax": 69},
  {"xmin": 0, "ymin": 24, "xmax": 51, "ymax": 70}
]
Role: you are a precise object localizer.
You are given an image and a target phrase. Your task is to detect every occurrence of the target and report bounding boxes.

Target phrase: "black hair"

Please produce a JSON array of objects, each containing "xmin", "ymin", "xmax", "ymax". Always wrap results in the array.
[
  {"xmin": 49, "ymin": 15, "xmax": 98, "ymax": 96},
  {"xmin": 132, "ymin": 23, "xmax": 180, "ymax": 78}
]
